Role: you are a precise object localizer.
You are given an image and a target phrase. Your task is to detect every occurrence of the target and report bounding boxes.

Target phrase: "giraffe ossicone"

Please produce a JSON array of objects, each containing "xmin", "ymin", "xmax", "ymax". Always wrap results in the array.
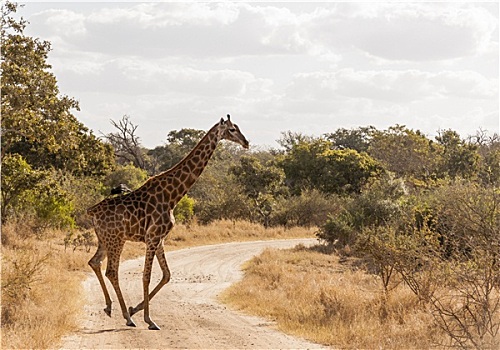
[{"xmin": 87, "ymin": 115, "xmax": 249, "ymax": 330}]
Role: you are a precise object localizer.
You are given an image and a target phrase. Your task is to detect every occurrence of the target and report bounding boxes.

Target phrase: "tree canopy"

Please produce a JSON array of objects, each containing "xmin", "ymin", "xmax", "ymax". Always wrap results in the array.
[{"xmin": 1, "ymin": 1, "xmax": 113, "ymax": 176}]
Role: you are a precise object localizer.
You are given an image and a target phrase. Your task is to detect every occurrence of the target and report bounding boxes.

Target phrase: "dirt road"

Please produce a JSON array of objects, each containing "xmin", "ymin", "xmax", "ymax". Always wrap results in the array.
[{"xmin": 60, "ymin": 239, "xmax": 326, "ymax": 349}]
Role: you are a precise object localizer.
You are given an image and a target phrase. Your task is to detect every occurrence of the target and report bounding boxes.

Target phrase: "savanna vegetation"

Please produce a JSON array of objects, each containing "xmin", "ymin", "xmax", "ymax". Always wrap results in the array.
[{"xmin": 2, "ymin": 2, "xmax": 499, "ymax": 349}]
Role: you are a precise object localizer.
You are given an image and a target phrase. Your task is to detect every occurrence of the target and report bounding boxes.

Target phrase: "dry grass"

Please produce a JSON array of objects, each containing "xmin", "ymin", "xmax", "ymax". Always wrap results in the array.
[
  {"xmin": 1, "ymin": 220, "xmax": 314, "ymax": 349},
  {"xmin": 1, "ymin": 225, "xmax": 86, "ymax": 349},
  {"xmin": 221, "ymin": 244, "xmax": 441, "ymax": 349},
  {"xmin": 122, "ymin": 219, "xmax": 316, "ymax": 259}
]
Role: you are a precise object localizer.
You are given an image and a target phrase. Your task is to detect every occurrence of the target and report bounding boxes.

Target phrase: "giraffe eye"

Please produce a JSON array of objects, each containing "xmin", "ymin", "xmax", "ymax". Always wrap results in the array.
[{"xmin": 229, "ymin": 128, "xmax": 236, "ymax": 132}]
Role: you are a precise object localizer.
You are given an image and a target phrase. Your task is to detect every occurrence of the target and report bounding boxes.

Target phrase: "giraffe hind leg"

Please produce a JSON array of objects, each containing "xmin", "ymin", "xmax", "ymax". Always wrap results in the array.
[
  {"xmin": 129, "ymin": 242, "xmax": 171, "ymax": 317},
  {"xmin": 88, "ymin": 241, "xmax": 112, "ymax": 317}
]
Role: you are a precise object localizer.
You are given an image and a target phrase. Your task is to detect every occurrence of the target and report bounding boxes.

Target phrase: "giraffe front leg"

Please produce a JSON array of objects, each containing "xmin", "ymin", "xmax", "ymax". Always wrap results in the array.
[
  {"xmin": 105, "ymin": 268, "xmax": 136, "ymax": 327},
  {"xmin": 105, "ymin": 245, "xmax": 137, "ymax": 328},
  {"xmin": 143, "ymin": 247, "xmax": 160, "ymax": 330}
]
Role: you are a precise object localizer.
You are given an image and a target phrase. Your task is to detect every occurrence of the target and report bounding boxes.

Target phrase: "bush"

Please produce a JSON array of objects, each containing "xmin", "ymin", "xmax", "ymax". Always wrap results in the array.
[
  {"xmin": 28, "ymin": 175, "xmax": 76, "ymax": 230},
  {"xmin": 1, "ymin": 154, "xmax": 45, "ymax": 221},
  {"xmin": 2, "ymin": 246, "xmax": 50, "ymax": 326},
  {"xmin": 195, "ymin": 190, "xmax": 250, "ymax": 225},
  {"xmin": 104, "ymin": 163, "xmax": 148, "ymax": 192},
  {"xmin": 317, "ymin": 175, "xmax": 405, "ymax": 246},
  {"xmin": 271, "ymin": 189, "xmax": 341, "ymax": 228},
  {"xmin": 317, "ymin": 212, "xmax": 356, "ymax": 247},
  {"xmin": 174, "ymin": 195, "xmax": 195, "ymax": 224},
  {"xmin": 356, "ymin": 181, "xmax": 500, "ymax": 349},
  {"xmin": 60, "ymin": 174, "xmax": 105, "ymax": 228}
]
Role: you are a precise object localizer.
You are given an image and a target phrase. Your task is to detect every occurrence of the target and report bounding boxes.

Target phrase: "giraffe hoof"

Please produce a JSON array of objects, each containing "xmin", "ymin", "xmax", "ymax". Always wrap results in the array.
[
  {"xmin": 104, "ymin": 306, "xmax": 112, "ymax": 317},
  {"xmin": 126, "ymin": 319, "xmax": 137, "ymax": 327},
  {"xmin": 148, "ymin": 323, "xmax": 160, "ymax": 330},
  {"xmin": 128, "ymin": 306, "xmax": 137, "ymax": 317}
]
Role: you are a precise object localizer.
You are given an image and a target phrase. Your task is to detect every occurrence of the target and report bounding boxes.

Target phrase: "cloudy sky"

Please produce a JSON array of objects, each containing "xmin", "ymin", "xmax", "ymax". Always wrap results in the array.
[{"xmin": 18, "ymin": 1, "xmax": 499, "ymax": 148}]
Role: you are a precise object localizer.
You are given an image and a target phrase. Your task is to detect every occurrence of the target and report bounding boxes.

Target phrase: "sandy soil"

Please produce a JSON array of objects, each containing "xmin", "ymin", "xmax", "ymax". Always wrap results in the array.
[{"xmin": 59, "ymin": 239, "xmax": 327, "ymax": 349}]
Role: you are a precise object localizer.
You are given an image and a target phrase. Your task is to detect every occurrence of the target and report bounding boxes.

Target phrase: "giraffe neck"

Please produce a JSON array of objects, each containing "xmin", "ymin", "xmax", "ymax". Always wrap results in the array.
[{"xmin": 153, "ymin": 123, "xmax": 222, "ymax": 206}]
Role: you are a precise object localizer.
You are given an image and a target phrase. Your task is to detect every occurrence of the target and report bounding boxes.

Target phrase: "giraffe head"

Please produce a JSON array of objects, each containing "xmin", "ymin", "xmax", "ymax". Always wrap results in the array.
[{"xmin": 219, "ymin": 114, "xmax": 249, "ymax": 149}]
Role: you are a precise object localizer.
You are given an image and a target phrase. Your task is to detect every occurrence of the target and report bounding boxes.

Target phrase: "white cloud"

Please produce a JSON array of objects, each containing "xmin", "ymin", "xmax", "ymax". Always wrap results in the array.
[
  {"xmin": 311, "ymin": 3, "xmax": 498, "ymax": 62},
  {"xmin": 21, "ymin": 2, "xmax": 497, "ymax": 148},
  {"xmin": 90, "ymin": 3, "xmax": 240, "ymax": 27},
  {"xmin": 284, "ymin": 69, "xmax": 497, "ymax": 104},
  {"xmin": 53, "ymin": 55, "xmax": 275, "ymax": 100}
]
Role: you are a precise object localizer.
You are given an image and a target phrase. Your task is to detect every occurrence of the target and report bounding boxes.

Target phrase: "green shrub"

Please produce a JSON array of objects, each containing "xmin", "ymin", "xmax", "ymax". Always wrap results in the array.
[
  {"xmin": 1, "ymin": 154, "xmax": 44, "ymax": 221},
  {"xmin": 317, "ymin": 175, "xmax": 405, "ymax": 246},
  {"xmin": 29, "ymin": 182, "xmax": 76, "ymax": 230},
  {"xmin": 1, "ymin": 155, "xmax": 76, "ymax": 231},
  {"xmin": 104, "ymin": 163, "xmax": 148, "ymax": 192},
  {"xmin": 174, "ymin": 195, "xmax": 195, "ymax": 224},
  {"xmin": 317, "ymin": 212, "xmax": 356, "ymax": 246},
  {"xmin": 271, "ymin": 189, "xmax": 341, "ymax": 228}
]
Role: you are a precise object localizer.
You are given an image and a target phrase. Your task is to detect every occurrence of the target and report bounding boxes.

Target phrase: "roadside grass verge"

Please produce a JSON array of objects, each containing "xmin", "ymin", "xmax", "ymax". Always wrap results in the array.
[
  {"xmin": 2, "ymin": 225, "xmax": 85, "ymax": 349},
  {"xmin": 1, "ymin": 220, "xmax": 314, "ymax": 349},
  {"xmin": 221, "ymin": 244, "xmax": 440, "ymax": 349}
]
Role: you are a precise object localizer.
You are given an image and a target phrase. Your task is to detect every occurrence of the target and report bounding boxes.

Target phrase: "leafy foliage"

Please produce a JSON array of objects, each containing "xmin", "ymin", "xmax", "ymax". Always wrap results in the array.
[
  {"xmin": 319, "ymin": 149, "xmax": 383, "ymax": 194},
  {"xmin": 317, "ymin": 175, "xmax": 405, "ymax": 246},
  {"xmin": 104, "ymin": 163, "xmax": 148, "ymax": 193},
  {"xmin": 436, "ymin": 129, "xmax": 480, "ymax": 180},
  {"xmin": 1, "ymin": 2, "xmax": 113, "ymax": 176},
  {"xmin": 173, "ymin": 195, "xmax": 195, "ymax": 224},
  {"xmin": 1, "ymin": 154, "xmax": 76, "ymax": 229},
  {"xmin": 1, "ymin": 154, "xmax": 45, "ymax": 220},
  {"xmin": 368, "ymin": 125, "xmax": 443, "ymax": 181},
  {"xmin": 271, "ymin": 189, "xmax": 340, "ymax": 228},
  {"xmin": 325, "ymin": 126, "xmax": 375, "ymax": 153},
  {"xmin": 231, "ymin": 155, "xmax": 285, "ymax": 227}
]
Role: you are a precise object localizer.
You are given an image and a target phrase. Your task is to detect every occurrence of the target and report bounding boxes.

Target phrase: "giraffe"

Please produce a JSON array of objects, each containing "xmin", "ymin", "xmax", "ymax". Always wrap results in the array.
[{"xmin": 87, "ymin": 115, "xmax": 249, "ymax": 330}]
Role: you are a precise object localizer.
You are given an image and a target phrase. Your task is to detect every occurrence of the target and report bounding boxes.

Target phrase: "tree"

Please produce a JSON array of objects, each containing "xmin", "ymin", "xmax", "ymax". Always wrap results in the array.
[
  {"xmin": 104, "ymin": 163, "xmax": 148, "ymax": 192},
  {"xmin": 318, "ymin": 149, "xmax": 383, "ymax": 194},
  {"xmin": 1, "ymin": 154, "xmax": 76, "ymax": 229},
  {"xmin": 167, "ymin": 128, "xmax": 205, "ymax": 150},
  {"xmin": 368, "ymin": 125, "xmax": 442, "ymax": 182},
  {"xmin": 279, "ymin": 136, "xmax": 382, "ymax": 195},
  {"xmin": 276, "ymin": 131, "xmax": 315, "ymax": 152},
  {"xmin": 436, "ymin": 129, "xmax": 480, "ymax": 180},
  {"xmin": 472, "ymin": 130, "xmax": 500, "ymax": 185},
  {"xmin": 278, "ymin": 137, "xmax": 331, "ymax": 194},
  {"xmin": 146, "ymin": 128, "xmax": 206, "ymax": 174},
  {"xmin": 105, "ymin": 115, "xmax": 149, "ymax": 171},
  {"xmin": 1, "ymin": 2, "xmax": 113, "ymax": 176},
  {"xmin": 1, "ymin": 154, "xmax": 44, "ymax": 220},
  {"xmin": 231, "ymin": 155, "xmax": 285, "ymax": 227},
  {"xmin": 325, "ymin": 126, "xmax": 375, "ymax": 153}
]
